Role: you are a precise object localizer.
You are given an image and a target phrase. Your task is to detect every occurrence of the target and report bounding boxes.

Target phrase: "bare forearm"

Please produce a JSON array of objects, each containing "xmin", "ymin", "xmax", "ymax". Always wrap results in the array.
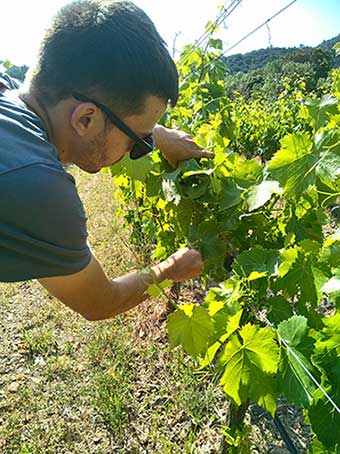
[
  {"xmin": 91, "ymin": 249, "xmax": 203, "ymax": 320},
  {"xmin": 102, "ymin": 264, "xmax": 166, "ymax": 319}
]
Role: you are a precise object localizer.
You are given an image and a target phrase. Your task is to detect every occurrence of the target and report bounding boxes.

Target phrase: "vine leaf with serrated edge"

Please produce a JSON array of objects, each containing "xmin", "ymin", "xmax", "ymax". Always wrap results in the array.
[
  {"xmin": 218, "ymin": 323, "xmax": 279, "ymax": 416},
  {"xmin": 268, "ymin": 130, "xmax": 340, "ymax": 200},
  {"xmin": 110, "ymin": 153, "xmax": 153, "ymax": 181},
  {"xmin": 309, "ymin": 314, "xmax": 340, "ymax": 449},
  {"xmin": 167, "ymin": 304, "xmax": 213, "ymax": 358},
  {"xmin": 277, "ymin": 316, "xmax": 317, "ymax": 408},
  {"xmin": 232, "ymin": 246, "xmax": 280, "ymax": 279},
  {"xmin": 245, "ymin": 180, "xmax": 283, "ymax": 212}
]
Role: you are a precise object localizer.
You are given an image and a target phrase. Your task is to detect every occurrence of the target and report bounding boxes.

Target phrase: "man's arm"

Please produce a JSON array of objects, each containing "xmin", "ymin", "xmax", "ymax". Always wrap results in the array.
[{"xmin": 39, "ymin": 247, "xmax": 203, "ymax": 321}]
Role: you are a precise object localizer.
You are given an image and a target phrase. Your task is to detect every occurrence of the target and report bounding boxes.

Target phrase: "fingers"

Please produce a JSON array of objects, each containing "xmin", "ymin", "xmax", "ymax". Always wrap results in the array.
[
  {"xmin": 182, "ymin": 137, "xmax": 215, "ymax": 160},
  {"xmin": 160, "ymin": 129, "xmax": 215, "ymax": 168},
  {"xmin": 165, "ymin": 247, "xmax": 204, "ymax": 281},
  {"xmin": 193, "ymin": 149, "xmax": 215, "ymax": 159},
  {"xmin": 186, "ymin": 249, "xmax": 204, "ymax": 278},
  {"xmin": 166, "ymin": 148, "xmax": 215, "ymax": 168}
]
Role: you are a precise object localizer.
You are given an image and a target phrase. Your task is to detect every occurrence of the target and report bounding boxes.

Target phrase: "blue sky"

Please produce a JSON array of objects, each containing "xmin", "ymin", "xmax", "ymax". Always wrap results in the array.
[
  {"xmin": 1, "ymin": 0, "xmax": 339, "ymax": 66},
  {"xmin": 137, "ymin": 0, "xmax": 340, "ymax": 57}
]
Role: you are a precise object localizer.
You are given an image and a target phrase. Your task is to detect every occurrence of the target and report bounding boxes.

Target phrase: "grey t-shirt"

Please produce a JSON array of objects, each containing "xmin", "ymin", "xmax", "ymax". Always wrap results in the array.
[{"xmin": 0, "ymin": 90, "xmax": 92, "ymax": 282}]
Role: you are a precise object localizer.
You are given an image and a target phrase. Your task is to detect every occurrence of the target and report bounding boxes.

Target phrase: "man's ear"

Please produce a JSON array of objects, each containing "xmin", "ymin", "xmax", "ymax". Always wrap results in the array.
[{"xmin": 70, "ymin": 103, "xmax": 103, "ymax": 137}]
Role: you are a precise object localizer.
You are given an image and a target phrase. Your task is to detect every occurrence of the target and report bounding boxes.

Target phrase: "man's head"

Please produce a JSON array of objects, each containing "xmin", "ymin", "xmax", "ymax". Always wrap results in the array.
[
  {"xmin": 22, "ymin": 0, "xmax": 178, "ymax": 172},
  {"xmin": 28, "ymin": 0, "xmax": 178, "ymax": 116}
]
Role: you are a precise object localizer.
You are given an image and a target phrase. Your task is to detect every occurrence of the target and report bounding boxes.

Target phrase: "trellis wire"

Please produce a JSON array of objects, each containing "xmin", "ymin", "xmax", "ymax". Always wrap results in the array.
[
  {"xmin": 179, "ymin": 0, "xmax": 241, "ymax": 66},
  {"xmin": 200, "ymin": 0, "xmax": 297, "ymax": 72},
  {"xmin": 267, "ymin": 320, "xmax": 340, "ymax": 416}
]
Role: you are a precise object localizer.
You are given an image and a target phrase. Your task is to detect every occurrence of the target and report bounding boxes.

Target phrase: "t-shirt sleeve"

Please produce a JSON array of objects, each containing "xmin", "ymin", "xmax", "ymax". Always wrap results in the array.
[{"xmin": 0, "ymin": 163, "xmax": 92, "ymax": 282}]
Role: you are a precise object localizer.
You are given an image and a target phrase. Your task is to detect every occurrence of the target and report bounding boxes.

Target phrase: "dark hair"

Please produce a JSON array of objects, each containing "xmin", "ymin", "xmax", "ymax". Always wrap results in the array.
[{"xmin": 29, "ymin": 0, "xmax": 178, "ymax": 115}]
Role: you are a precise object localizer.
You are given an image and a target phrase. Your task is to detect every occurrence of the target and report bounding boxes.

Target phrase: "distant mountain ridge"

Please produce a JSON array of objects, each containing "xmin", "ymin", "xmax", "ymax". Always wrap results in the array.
[{"xmin": 224, "ymin": 33, "xmax": 340, "ymax": 74}]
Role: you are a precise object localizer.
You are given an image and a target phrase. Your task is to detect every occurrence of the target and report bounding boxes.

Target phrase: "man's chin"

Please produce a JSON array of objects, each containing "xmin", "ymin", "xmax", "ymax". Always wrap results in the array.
[{"xmin": 77, "ymin": 164, "xmax": 102, "ymax": 174}]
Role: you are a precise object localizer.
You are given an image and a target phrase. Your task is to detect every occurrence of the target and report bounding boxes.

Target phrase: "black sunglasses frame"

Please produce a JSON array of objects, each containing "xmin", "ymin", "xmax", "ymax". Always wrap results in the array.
[{"xmin": 72, "ymin": 92, "xmax": 155, "ymax": 160}]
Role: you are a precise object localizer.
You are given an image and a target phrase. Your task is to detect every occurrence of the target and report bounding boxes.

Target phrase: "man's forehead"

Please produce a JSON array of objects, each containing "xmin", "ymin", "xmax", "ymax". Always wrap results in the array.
[{"xmin": 125, "ymin": 95, "xmax": 167, "ymax": 133}]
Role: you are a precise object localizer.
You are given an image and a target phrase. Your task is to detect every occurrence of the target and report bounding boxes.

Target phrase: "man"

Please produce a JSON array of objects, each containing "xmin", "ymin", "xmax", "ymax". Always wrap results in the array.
[{"xmin": 0, "ymin": 0, "xmax": 211, "ymax": 320}]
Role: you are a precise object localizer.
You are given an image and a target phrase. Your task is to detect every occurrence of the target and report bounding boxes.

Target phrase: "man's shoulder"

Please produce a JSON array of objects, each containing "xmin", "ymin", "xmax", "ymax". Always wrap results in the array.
[{"xmin": 0, "ymin": 91, "xmax": 61, "ymax": 175}]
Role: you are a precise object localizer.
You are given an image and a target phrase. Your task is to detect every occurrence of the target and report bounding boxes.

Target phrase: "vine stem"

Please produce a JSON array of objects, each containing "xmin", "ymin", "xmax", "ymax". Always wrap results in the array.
[
  {"xmin": 148, "ymin": 274, "xmax": 179, "ymax": 311},
  {"xmin": 322, "ymin": 192, "xmax": 340, "ymax": 208}
]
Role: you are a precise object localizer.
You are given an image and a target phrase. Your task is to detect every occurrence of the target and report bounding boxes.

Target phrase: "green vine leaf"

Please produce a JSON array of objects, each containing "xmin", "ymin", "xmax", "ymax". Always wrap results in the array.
[
  {"xmin": 146, "ymin": 279, "xmax": 173, "ymax": 298},
  {"xmin": 167, "ymin": 305, "xmax": 213, "ymax": 358},
  {"xmin": 277, "ymin": 316, "xmax": 317, "ymax": 407},
  {"xmin": 188, "ymin": 220, "xmax": 226, "ymax": 263},
  {"xmin": 233, "ymin": 246, "xmax": 280, "ymax": 279},
  {"xmin": 245, "ymin": 180, "xmax": 283, "ymax": 211},
  {"xmin": 267, "ymin": 296, "xmax": 293, "ymax": 325},
  {"xmin": 309, "ymin": 315, "xmax": 340, "ymax": 449},
  {"xmin": 275, "ymin": 243, "xmax": 328, "ymax": 308},
  {"xmin": 268, "ymin": 133, "xmax": 316, "ymax": 198},
  {"xmin": 199, "ymin": 310, "xmax": 243, "ymax": 369},
  {"xmin": 320, "ymin": 229, "xmax": 340, "ymax": 269},
  {"xmin": 312, "ymin": 314, "xmax": 340, "ymax": 384},
  {"xmin": 219, "ymin": 178, "xmax": 243, "ymax": 209},
  {"xmin": 308, "ymin": 387, "xmax": 340, "ymax": 450},
  {"xmin": 304, "ymin": 95, "xmax": 339, "ymax": 130},
  {"xmin": 110, "ymin": 153, "xmax": 153, "ymax": 181},
  {"xmin": 218, "ymin": 323, "xmax": 279, "ymax": 416},
  {"xmin": 308, "ymin": 438, "xmax": 340, "ymax": 454}
]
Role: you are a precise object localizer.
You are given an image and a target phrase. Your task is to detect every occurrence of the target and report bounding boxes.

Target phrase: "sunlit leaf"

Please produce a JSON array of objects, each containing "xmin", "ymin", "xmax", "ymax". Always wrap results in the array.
[
  {"xmin": 219, "ymin": 323, "xmax": 279, "ymax": 415},
  {"xmin": 167, "ymin": 305, "xmax": 213, "ymax": 358},
  {"xmin": 246, "ymin": 180, "xmax": 283, "ymax": 211}
]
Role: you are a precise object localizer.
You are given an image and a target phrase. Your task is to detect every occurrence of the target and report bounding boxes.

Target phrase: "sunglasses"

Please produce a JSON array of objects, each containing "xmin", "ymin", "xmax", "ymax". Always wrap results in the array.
[{"xmin": 72, "ymin": 92, "xmax": 155, "ymax": 160}]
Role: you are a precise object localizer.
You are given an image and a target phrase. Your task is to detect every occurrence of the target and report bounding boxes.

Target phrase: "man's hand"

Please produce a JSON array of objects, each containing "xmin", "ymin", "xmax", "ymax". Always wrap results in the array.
[
  {"xmin": 152, "ymin": 247, "xmax": 204, "ymax": 282},
  {"xmin": 153, "ymin": 124, "xmax": 214, "ymax": 168},
  {"xmin": 39, "ymin": 248, "xmax": 204, "ymax": 321}
]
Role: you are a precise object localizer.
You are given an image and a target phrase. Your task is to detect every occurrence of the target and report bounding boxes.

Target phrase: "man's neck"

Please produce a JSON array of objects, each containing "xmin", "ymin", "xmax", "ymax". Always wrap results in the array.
[
  {"xmin": 19, "ymin": 91, "xmax": 54, "ymax": 141},
  {"xmin": 19, "ymin": 90, "xmax": 69, "ymax": 163}
]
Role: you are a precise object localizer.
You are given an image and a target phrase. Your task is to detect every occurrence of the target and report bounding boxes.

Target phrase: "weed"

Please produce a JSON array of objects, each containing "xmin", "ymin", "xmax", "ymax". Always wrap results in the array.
[
  {"xmin": 21, "ymin": 326, "xmax": 58, "ymax": 359},
  {"xmin": 87, "ymin": 320, "xmax": 136, "ymax": 437}
]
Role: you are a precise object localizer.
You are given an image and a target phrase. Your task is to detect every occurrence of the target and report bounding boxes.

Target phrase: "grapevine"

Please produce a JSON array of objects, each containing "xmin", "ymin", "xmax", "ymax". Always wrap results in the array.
[{"xmin": 110, "ymin": 42, "xmax": 340, "ymax": 452}]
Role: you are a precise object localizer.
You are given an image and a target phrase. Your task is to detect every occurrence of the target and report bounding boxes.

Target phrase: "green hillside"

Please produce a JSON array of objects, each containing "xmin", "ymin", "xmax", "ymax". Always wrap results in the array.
[{"xmin": 224, "ymin": 33, "xmax": 340, "ymax": 74}]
